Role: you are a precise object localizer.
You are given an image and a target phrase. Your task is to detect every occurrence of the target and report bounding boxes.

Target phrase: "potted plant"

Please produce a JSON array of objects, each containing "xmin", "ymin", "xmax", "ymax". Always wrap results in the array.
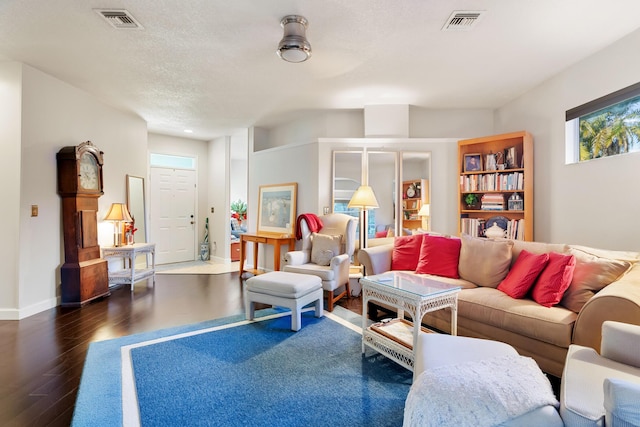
[
  {"xmin": 231, "ymin": 199, "xmax": 247, "ymax": 222},
  {"xmin": 465, "ymin": 193, "xmax": 479, "ymax": 209}
]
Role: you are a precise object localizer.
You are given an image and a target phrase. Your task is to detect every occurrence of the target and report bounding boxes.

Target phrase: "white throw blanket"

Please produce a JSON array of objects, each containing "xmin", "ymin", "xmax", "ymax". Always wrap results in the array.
[{"xmin": 403, "ymin": 354, "xmax": 559, "ymax": 427}]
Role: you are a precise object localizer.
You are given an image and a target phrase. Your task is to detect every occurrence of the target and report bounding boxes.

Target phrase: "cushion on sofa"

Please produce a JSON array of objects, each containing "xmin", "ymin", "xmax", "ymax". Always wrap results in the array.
[
  {"xmin": 391, "ymin": 234, "xmax": 425, "ymax": 271},
  {"xmin": 531, "ymin": 252, "xmax": 576, "ymax": 307},
  {"xmin": 456, "ymin": 287, "xmax": 576, "ymax": 348},
  {"xmin": 311, "ymin": 233, "xmax": 341, "ymax": 266},
  {"xmin": 561, "ymin": 247, "xmax": 632, "ymax": 313},
  {"xmin": 415, "ymin": 235, "xmax": 461, "ymax": 279},
  {"xmin": 458, "ymin": 234, "xmax": 514, "ymax": 288},
  {"xmin": 498, "ymin": 250, "xmax": 549, "ymax": 299},
  {"xmin": 511, "ymin": 240, "xmax": 570, "ymax": 268}
]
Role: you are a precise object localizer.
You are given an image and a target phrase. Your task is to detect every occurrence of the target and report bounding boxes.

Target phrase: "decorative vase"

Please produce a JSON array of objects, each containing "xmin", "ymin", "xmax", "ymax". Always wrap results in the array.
[{"xmin": 200, "ymin": 242, "xmax": 210, "ymax": 261}]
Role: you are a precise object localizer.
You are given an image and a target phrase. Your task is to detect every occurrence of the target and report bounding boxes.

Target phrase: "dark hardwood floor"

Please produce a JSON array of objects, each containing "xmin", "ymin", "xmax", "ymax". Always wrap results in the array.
[{"xmin": 0, "ymin": 271, "xmax": 363, "ymax": 427}]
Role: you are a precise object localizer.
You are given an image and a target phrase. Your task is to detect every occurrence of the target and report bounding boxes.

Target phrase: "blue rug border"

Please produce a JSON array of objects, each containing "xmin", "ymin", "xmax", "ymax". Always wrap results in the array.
[
  {"xmin": 73, "ymin": 308, "xmax": 285, "ymax": 426},
  {"xmin": 72, "ymin": 307, "xmax": 367, "ymax": 426}
]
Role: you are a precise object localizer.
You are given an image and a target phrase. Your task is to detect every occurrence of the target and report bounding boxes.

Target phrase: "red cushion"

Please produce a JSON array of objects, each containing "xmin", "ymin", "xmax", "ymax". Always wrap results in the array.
[
  {"xmin": 532, "ymin": 252, "xmax": 576, "ymax": 307},
  {"xmin": 375, "ymin": 230, "xmax": 387, "ymax": 238},
  {"xmin": 391, "ymin": 234, "xmax": 424, "ymax": 271},
  {"xmin": 414, "ymin": 235, "xmax": 461, "ymax": 278},
  {"xmin": 497, "ymin": 250, "xmax": 549, "ymax": 299}
]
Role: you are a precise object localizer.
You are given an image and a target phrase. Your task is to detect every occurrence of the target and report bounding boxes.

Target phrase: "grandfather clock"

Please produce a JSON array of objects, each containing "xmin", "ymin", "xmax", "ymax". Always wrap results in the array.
[{"xmin": 57, "ymin": 141, "xmax": 110, "ymax": 306}]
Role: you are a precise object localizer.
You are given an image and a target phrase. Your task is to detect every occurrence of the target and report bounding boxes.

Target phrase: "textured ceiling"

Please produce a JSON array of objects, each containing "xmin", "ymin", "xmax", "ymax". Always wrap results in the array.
[{"xmin": 2, "ymin": 0, "xmax": 640, "ymax": 141}]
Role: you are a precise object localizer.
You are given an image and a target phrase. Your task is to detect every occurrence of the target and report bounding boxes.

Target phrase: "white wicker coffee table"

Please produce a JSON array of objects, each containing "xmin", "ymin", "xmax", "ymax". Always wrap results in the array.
[{"xmin": 361, "ymin": 272, "xmax": 461, "ymax": 371}]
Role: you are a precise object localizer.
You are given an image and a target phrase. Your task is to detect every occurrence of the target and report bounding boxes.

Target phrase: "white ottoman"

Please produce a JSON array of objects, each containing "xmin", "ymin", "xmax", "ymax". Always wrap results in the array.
[{"xmin": 245, "ymin": 271, "xmax": 323, "ymax": 331}]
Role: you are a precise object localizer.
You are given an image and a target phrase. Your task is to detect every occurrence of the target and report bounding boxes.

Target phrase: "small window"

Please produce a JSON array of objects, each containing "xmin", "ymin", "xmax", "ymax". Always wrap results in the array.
[
  {"xmin": 566, "ymin": 82, "xmax": 640, "ymax": 163},
  {"xmin": 149, "ymin": 153, "xmax": 196, "ymax": 169}
]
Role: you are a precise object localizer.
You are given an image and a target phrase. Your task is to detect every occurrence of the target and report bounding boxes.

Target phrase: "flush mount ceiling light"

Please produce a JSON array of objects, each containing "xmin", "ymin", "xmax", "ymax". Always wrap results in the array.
[{"xmin": 277, "ymin": 15, "xmax": 312, "ymax": 63}]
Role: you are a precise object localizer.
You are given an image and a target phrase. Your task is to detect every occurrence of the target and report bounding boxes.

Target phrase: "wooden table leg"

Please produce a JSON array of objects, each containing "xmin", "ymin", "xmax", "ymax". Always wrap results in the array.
[
  {"xmin": 252, "ymin": 242, "xmax": 258, "ymax": 273},
  {"xmin": 274, "ymin": 242, "xmax": 281, "ymax": 271},
  {"xmin": 239, "ymin": 239, "xmax": 246, "ymax": 277}
]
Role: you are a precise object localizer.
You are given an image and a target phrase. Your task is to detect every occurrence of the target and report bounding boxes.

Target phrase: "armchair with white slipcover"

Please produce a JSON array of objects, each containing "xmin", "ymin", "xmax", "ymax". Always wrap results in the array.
[
  {"xmin": 560, "ymin": 320, "xmax": 640, "ymax": 427},
  {"xmin": 283, "ymin": 213, "xmax": 357, "ymax": 311}
]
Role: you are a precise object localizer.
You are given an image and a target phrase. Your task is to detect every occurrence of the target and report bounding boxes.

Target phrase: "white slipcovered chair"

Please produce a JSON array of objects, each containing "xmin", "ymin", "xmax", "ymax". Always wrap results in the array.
[
  {"xmin": 560, "ymin": 320, "xmax": 640, "ymax": 427},
  {"xmin": 283, "ymin": 213, "xmax": 357, "ymax": 311}
]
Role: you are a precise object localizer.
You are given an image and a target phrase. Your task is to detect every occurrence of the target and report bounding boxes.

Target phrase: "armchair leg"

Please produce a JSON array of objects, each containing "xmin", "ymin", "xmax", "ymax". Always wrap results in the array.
[
  {"xmin": 327, "ymin": 290, "xmax": 334, "ymax": 312},
  {"xmin": 325, "ymin": 282, "xmax": 351, "ymax": 312}
]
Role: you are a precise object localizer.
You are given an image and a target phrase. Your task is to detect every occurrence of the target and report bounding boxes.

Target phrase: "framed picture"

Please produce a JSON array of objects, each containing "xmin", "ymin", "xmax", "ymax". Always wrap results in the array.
[
  {"xmin": 464, "ymin": 153, "xmax": 482, "ymax": 172},
  {"xmin": 504, "ymin": 146, "xmax": 517, "ymax": 169},
  {"xmin": 257, "ymin": 182, "xmax": 298, "ymax": 236}
]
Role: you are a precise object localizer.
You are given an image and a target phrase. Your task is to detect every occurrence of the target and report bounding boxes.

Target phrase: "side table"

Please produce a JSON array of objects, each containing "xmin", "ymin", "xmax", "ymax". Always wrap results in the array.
[
  {"xmin": 361, "ymin": 272, "xmax": 461, "ymax": 371},
  {"xmin": 239, "ymin": 233, "xmax": 295, "ymax": 277},
  {"xmin": 102, "ymin": 243, "xmax": 156, "ymax": 291}
]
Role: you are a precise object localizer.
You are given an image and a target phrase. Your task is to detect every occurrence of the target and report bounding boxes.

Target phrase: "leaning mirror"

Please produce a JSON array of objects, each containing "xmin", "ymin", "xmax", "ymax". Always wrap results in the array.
[
  {"xmin": 332, "ymin": 151, "xmax": 362, "ymax": 215},
  {"xmin": 367, "ymin": 151, "xmax": 397, "ymax": 242},
  {"xmin": 126, "ymin": 175, "xmax": 147, "ymax": 243}
]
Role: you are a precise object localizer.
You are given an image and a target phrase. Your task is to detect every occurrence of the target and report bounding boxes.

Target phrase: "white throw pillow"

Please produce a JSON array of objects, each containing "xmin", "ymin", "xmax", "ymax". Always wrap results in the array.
[{"xmin": 311, "ymin": 233, "xmax": 342, "ymax": 266}]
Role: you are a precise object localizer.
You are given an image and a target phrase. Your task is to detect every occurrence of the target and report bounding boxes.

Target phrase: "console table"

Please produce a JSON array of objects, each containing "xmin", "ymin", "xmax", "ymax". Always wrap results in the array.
[
  {"xmin": 239, "ymin": 233, "xmax": 295, "ymax": 277},
  {"xmin": 102, "ymin": 243, "xmax": 156, "ymax": 291}
]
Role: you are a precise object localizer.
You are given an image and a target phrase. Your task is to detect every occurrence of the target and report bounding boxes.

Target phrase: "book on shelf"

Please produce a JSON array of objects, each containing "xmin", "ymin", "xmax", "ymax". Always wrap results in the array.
[
  {"xmin": 480, "ymin": 194, "xmax": 505, "ymax": 210},
  {"xmin": 460, "ymin": 172, "xmax": 524, "ymax": 192}
]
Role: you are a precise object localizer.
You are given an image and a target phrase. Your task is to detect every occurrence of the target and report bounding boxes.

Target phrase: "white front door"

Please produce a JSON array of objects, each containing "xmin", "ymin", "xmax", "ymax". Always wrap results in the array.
[{"xmin": 150, "ymin": 167, "xmax": 196, "ymax": 264}]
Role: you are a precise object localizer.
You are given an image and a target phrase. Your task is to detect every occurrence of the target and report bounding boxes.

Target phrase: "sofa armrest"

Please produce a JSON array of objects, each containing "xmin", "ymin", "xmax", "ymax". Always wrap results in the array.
[
  {"xmin": 284, "ymin": 250, "xmax": 311, "ymax": 266},
  {"xmin": 573, "ymin": 263, "xmax": 640, "ymax": 352},
  {"xmin": 358, "ymin": 244, "xmax": 393, "ymax": 276},
  {"xmin": 601, "ymin": 321, "xmax": 640, "ymax": 368}
]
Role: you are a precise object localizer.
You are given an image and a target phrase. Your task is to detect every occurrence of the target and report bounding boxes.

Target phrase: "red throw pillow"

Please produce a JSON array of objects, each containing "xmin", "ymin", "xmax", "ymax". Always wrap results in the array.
[
  {"xmin": 391, "ymin": 234, "xmax": 425, "ymax": 271},
  {"xmin": 497, "ymin": 250, "xmax": 549, "ymax": 299},
  {"xmin": 532, "ymin": 252, "xmax": 576, "ymax": 307},
  {"xmin": 375, "ymin": 230, "xmax": 387, "ymax": 238},
  {"xmin": 415, "ymin": 235, "xmax": 461, "ymax": 278}
]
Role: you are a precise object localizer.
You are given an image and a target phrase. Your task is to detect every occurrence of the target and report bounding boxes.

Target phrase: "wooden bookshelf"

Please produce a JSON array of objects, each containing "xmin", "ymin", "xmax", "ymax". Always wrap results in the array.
[{"xmin": 458, "ymin": 131, "xmax": 533, "ymax": 241}]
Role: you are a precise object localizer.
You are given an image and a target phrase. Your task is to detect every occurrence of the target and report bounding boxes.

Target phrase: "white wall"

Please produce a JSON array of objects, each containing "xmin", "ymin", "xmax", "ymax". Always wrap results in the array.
[
  {"xmin": 254, "ymin": 107, "xmax": 494, "ymax": 241},
  {"xmin": 495, "ymin": 27, "xmax": 640, "ymax": 250},
  {"xmin": 410, "ymin": 107, "xmax": 495, "ymax": 138},
  {"xmin": 0, "ymin": 62, "xmax": 22, "ymax": 316},
  {"xmin": 208, "ymin": 136, "xmax": 230, "ymax": 261},
  {"xmin": 246, "ymin": 141, "xmax": 318, "ymax": 270},
  {"xmin": 0, "ymin": 63, "xmax": 148, "ymax": 320}
]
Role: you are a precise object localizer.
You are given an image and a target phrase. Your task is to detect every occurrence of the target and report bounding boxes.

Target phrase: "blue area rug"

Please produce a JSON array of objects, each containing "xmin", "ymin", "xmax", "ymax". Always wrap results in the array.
[{"xmin": 72, "ymin": 308, "xmax": 412, "ymax": 426}]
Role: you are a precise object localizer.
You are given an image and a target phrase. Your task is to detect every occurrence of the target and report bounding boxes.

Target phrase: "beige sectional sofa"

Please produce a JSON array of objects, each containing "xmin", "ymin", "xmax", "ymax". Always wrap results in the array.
[{"xmin": 358, "ymin": 235, "xmax": 640, "ymax": 377}]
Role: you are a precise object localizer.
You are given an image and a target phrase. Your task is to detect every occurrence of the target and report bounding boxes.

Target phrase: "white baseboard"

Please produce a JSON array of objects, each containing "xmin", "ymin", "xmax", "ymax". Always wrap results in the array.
[{"xmin": 0, "ymin": 297, "xmax": 58, "ymax": 320}]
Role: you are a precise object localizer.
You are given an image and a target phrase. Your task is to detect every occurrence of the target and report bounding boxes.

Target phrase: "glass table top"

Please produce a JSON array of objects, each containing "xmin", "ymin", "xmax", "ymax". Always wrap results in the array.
[{"xmin": 363, "ymin": 272, "xmax": 461, "ymax": 297}]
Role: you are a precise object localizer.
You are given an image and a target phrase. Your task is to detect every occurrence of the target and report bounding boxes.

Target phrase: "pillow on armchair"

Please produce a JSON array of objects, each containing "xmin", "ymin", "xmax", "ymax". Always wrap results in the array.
[{"xmin": 311, "ymin": 233, "xmax": 342, "ymax": 266}]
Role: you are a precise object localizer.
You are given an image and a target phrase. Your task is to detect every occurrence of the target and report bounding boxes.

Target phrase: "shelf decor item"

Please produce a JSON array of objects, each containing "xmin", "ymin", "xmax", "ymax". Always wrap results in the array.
[
  {"xmin": 464, "ymin": 153, "xmax": 483, "ymax": 172},
  {"xmin": 508, "ymin": 193, "xmax": 524, "ymax": 211},
  {"xmin": 465, "ymin": 193, "xmax": 479, "ymax": 209}
]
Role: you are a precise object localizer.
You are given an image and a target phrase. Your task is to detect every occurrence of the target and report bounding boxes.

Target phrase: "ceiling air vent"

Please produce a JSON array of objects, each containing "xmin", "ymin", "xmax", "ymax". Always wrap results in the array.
[
  {"xmin": 95, "ymin": 9, "xmax": 143, "ymax": 29},
  {"xmin": 442, "ymin": 11, "xmax": 484, "ymax": 31}
]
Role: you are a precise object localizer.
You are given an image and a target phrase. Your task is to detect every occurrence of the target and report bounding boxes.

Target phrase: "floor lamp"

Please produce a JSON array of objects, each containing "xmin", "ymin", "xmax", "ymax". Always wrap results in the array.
[
  {"xmin": 417, "ymin": 203, "xmax": 430, "ymax": 231},
  {"xmin": 104, "ymin": 203, "xmax": 133, "ymax": 247},
  {"xmin": 348, "ymin": 185, "xmax": 379, "ymax": 250}
]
